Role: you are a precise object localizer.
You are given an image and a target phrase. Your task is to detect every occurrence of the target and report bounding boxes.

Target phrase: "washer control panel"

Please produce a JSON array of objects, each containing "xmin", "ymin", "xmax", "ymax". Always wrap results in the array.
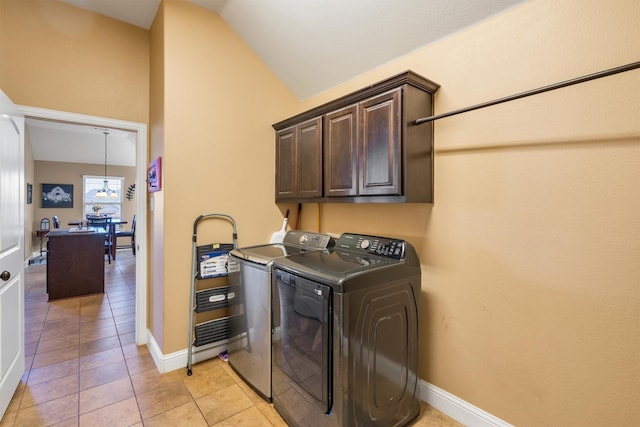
[
  {"xmin": 283, "ymin": 230, "xmax": 333, "ymax": 250},
  {"xmin": 336, "ymin": 233, "xmax": 406, "ymax": 260}
]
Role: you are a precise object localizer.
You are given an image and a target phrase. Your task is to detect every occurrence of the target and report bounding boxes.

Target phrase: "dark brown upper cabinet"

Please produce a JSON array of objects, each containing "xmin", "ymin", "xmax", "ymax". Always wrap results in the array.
[
  {"xmin": 275, "ymin": 117, "xmax": 323, "ymax": 200},
  {"xmin": 273, "ymin": 71, "xmax": 439, "ymax": 203},
  {"xmin": 324, "ymin": 104, "xmax": 358, "ymax": 197}
]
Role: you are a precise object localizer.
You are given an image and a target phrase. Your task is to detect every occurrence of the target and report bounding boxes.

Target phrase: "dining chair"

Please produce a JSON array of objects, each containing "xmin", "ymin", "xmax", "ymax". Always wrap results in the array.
[
  {"xmin": 116, "ymin": 214, "xmax": 136, "ymax": 255},
  {"xmin": 87, "ymin": 216, "xmax": 113, "ymax": 263},
  {"xmin": 86, "ymin": 215, "xmax": 111, "ymax": 231}
]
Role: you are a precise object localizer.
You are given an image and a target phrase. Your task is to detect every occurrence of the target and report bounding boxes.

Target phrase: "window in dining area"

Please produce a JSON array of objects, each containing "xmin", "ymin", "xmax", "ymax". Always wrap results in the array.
[{"xmin": 83, "ymin": 175, "xmax": 124, "ymax": 217}]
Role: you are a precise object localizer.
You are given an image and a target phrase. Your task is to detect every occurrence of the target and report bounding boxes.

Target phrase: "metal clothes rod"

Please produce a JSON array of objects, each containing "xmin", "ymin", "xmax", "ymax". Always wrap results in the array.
[{"xmin": 413, "ymin": 60, "xmax": 640, "ymax": 125}]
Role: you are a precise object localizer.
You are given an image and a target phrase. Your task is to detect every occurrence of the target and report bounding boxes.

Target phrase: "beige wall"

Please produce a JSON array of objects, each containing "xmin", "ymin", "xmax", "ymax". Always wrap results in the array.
[
  {"xmin": 156, "ymin": 0, "xmax": 298, "ymax": 353},
  {"xmin": 297, "ymin": 1, "xmax": 640, "ymax": 426},
  {"xmin": 0, "ymin": 0, "xmax": 149, "ymax": 124},
  {"xmin": 2, "ymin": 0, "xmax": 638, "ymax": 426}
]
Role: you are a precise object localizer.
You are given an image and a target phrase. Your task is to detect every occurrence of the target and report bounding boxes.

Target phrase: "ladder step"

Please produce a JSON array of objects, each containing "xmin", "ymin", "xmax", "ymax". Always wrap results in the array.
[
  {"xmin": 195, "ymin": 285, "xmax": 242, "ymax": 312},
  {"xmin": 194, "ymin": 314, "xmax": 246, "ymax": 347}
]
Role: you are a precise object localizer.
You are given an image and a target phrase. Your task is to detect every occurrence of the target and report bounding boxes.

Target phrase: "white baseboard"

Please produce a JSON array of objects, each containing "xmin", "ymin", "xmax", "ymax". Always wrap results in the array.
[
  {"xmin": 420, "ymin": 380, "xmax": 512, "ymax": 427},
  {"xmin": 146, "ymin": 330, "xmax": 227, "ymax": 374},
  {"xmin": 145, "ymin": 331, "xmax": 509, "ymax": 426}
]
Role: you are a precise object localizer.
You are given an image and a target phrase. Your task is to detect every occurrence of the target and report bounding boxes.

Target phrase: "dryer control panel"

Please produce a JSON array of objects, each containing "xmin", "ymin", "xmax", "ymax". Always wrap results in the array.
[{"xmin": 336, "ymin": 233, "xmax": 406, "ymax": 260}]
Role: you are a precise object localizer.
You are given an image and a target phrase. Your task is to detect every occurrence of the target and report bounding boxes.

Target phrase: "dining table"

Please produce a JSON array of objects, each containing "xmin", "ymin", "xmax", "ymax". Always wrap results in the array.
[{"xmin": 67, "ymin": 218, "xmax": 128, "ymax": 260}]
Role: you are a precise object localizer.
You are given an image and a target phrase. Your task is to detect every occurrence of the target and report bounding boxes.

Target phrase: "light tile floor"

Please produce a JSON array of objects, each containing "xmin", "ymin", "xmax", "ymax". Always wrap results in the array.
[{"xmin": 1, "ymin": 251, "xmax": 463, "ymax": 426}]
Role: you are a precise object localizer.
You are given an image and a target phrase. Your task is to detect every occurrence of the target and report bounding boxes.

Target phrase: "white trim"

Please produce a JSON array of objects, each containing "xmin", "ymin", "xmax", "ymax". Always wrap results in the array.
[
  {"xmin": 145, "ymin": 332, "xmax": 511, "ymax": 427},
  {"xmin": 420, "ymin": 380, "xmax": 512, "ymax": 427},
  {"xmin": 18, "ymin": 106, "xmax": 148, "ymax": 346},
  {"xmin": 146, "ymin": 330, "xmax": 166, "ymax": 371},
  {"xmin": 146, "ymin": 330, "xmax": 227, "ymax": 374}
]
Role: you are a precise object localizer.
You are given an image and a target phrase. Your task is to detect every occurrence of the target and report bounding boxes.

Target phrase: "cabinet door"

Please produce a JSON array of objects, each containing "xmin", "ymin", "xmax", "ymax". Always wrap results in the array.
[
  {"xmin": 276, "ymin": 118, "xmax": 322, "ymax": 200},
  {"xmin": 324, "ymin": 104, "xmax": 358, "ymax": 197},
  {"xmin": 296, "ymin": 117, "xmax": 323, "ymax": 198},
  {"xmin": 275, "ymin": 127, "xmax": 296, "ymax": 199},
  {"xmin": 359, "ymin": 89, "xmax": 401, "ymax": 196}
]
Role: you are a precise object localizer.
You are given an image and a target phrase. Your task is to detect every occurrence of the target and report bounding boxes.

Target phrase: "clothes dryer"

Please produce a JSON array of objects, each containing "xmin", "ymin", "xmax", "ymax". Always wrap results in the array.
[{"xmin": 271, "ymin": 233, "xmax": 421, "ymax": 427}]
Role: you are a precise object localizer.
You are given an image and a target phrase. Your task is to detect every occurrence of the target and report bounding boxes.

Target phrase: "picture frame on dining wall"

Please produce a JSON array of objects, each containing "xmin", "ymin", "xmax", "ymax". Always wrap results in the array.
[
  {"xmin": 42, "ymin": 183, "xmax": 73, "ymax": 208},
  {"xmin": 148, "ymin": 156, "xmax": 162, "ymax": 192}
]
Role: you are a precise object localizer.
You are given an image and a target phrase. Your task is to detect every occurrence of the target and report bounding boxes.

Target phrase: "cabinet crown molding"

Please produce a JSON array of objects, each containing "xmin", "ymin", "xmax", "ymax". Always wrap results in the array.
[{"xmin": 273, "ymin": 70, "xmax": 440, "ymax": 131}]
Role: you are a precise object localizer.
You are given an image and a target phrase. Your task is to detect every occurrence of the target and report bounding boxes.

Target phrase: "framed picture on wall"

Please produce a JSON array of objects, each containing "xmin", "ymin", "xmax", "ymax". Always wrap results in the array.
[
  {"xmin": 148, "ymin": 157, "xmax": 162, "ymax": 192},
  {"xmin": 27, "ymin": 183, "xmax": 32, "ymax": 204},
  {"xmin": 42, "ymin": 183, "xmax": 73, "ymax": 208}
]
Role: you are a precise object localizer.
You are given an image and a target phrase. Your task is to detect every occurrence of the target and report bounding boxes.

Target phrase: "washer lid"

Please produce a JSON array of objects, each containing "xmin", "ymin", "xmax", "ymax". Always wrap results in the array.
[
  {"xmin": 230, "ymin": 243, "xmax": 300, "ymax": 265},
  {"xmin": 230, "ymin": 231, "xmax": 334, "ymax": 266},
  {"xmin": 274, "ymin": 248, "xmax": 400, "ymax": 282}
]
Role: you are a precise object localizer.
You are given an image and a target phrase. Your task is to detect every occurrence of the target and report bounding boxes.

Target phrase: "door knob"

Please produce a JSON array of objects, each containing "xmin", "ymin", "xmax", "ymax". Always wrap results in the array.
[{"xmin": 1, "ymin": 271, "xmax": 10, "ymax": 281}]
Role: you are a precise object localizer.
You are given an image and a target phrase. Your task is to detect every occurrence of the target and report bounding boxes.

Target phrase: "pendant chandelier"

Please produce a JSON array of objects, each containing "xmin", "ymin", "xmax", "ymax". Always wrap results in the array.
[{"xmin": 96, "ymin": 130, "xmax": 118, "ymax": 198}]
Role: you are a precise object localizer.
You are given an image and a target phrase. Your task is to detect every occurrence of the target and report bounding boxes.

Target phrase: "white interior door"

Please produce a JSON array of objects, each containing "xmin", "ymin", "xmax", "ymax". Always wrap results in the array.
[{"xmin": 0, "ymin": 89, "xmax": 25, "ymax": 419}]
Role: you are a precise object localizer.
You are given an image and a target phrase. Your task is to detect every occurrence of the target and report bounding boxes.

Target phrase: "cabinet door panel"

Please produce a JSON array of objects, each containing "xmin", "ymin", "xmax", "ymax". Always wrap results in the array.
[
  {"xmin": 359, "ymin": 89, "xmax": 401, "ymax": 196},
  {"xmin": 324, "ymin": 105, "xmax": 358, "ymax": 197},
  {"xmin": 276, "ymin": 128, "xmax": 296, "ymax": 199},
  {"xmin": 297, "ymin": 118, "xmax": 323, "ymax": 198}
]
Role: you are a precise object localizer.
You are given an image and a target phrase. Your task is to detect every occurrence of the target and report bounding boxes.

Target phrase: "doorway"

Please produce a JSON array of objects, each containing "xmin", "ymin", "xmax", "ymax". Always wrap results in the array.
[{"xmin": 18, "ymin": 105, "xmax": 148, "ymax": 346}]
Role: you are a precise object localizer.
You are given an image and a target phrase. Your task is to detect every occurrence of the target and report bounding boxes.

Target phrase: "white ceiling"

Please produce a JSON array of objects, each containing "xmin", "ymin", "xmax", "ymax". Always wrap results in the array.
[
  {"xmin": 63, "ymin": 0, "xmax": 525, "ymax": 100},
  {"xmin": 31, "ymin": 0, "xmax": 525, "ymax": 164},
  {"xmin": 28, "ymin": 118, "xmax": 137, "ymax": 167}
]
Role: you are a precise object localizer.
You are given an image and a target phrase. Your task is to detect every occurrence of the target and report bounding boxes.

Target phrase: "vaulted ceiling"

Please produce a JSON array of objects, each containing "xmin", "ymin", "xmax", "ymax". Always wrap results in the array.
[
  {"xmin": 30, "ymin": 0, "xmax": 525, "ymax": 164},
  {"xmin": 62, "ymin": 0, "xmax": 524, "ymax": 100}
]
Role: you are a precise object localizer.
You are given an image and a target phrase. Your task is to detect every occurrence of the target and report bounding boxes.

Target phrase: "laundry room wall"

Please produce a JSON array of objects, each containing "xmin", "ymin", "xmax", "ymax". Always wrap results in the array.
[
  {"xmin": 148, "ymin": 0, "xmax": 299, "ymax": 354},
  {"xmin": 296, "ymin": 1, "xmax": 640, "ymax": 426},
  {"xmin": 0, "ymin": 0, "xmax": 149, "ymax": 124}
]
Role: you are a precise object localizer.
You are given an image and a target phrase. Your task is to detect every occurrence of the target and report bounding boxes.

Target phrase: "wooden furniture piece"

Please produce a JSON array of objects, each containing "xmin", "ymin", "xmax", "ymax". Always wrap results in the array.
[
  {"xmin": 273, "ymin": 70, "xmax": 440, "ymax": 203},
  {"xmin": 68, "ymin": 218, "xmax": 127, "ymax": 261},
  {"xmin": 327, "ymin": 89, "xmax": 403, "ymax": 197},
  {"xmin": 275, "ymin": 117, "xmax": 323, "ymax": 200},
  {"xmin": 46, "ymin": 229, "xmax": 105, "ymax": 300}
]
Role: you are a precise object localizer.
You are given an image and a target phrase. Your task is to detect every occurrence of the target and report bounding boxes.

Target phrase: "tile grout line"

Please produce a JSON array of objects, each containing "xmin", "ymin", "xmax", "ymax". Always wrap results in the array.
[
  {"xmin": 77, "ymin": 259, "xmax": 136, "ymax": 425},
  {"xmin": 77, "ymin": 295, "xmax": 82, "ymax": 425},
  {"xmin": 14, "ymin": 287, "xmax": 50, "ymax": 424},
  {"xmin": 109, "ymin": 260, "xmax": 146, "ymax": 424},
  {"xmin": 13, "ymin": 256, "xmax": 290, "ymax": 427},
  {"xmin": 10, "ymin": 259, "xmax": 136, "ymax": 425}
]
